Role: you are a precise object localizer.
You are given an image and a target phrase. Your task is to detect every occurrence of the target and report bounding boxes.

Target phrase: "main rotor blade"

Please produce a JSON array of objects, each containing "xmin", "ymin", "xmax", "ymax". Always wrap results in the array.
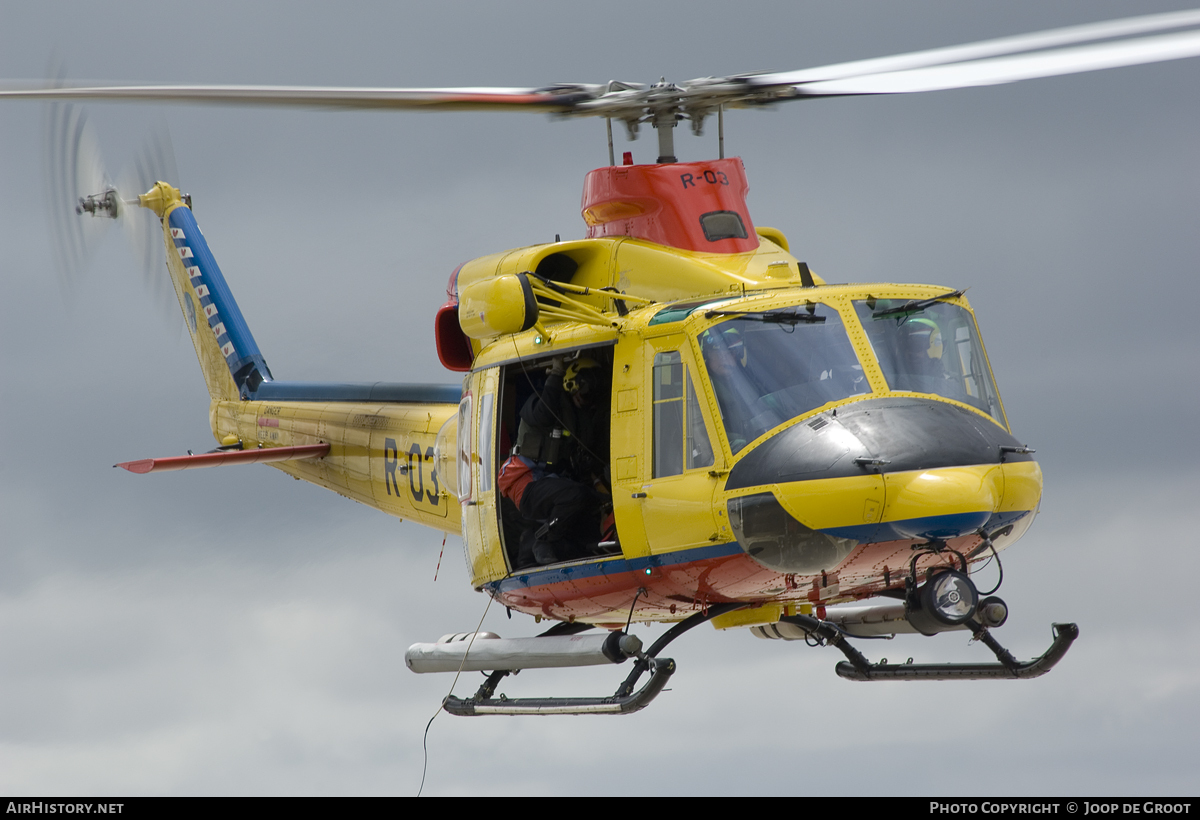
[
  {"xmin": 743, "ymin": 8, "xmax": 1200, "ymax": 87},
  {"xmin": 783, "ymin": 27, "xmax": 1200, "ymax": 97},
  {"xmin": 3, "ymin": 10, "xmax": 1200, "ymax": 119},
  {"xmin": 0, "ymin": 83, "xmax": 588, "ymax": 111}
]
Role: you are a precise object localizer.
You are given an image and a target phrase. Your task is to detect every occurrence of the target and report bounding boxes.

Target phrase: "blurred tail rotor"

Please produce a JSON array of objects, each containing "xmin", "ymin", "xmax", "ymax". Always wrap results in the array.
[
  {"xmin": 121, "ymin": 123, "xmax": 179, "ymax": 304},
  {"xmin": 44, "ymin": 97, "xmax": 181, "ymax": 314},
  {"xmin": 45, "ymin": 100, "xmax": 110, "ymax": 284}
]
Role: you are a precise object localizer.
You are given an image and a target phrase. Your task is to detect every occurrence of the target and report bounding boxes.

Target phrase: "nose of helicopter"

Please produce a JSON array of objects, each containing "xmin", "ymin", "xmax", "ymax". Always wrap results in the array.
[
  {"xmin": 723, "ymin": 397, "xmax": 1041, "ymax": 574},
  {"xmin": 876, "ymin": 466, "xmax": 1001, "ymax": 540}
]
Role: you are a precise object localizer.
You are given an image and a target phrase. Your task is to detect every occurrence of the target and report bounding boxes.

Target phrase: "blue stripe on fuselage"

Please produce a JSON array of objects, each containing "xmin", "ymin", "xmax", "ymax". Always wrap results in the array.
[{"xmin": 823, "ymin": 509, "xmax": 1031, "ymax": 542}]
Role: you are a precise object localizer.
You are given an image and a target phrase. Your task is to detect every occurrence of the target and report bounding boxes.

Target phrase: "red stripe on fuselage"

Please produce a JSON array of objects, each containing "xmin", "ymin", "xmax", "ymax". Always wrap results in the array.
[{"xmin": 490, "ymin": 531, "xmax": 994, "ymax": 623}]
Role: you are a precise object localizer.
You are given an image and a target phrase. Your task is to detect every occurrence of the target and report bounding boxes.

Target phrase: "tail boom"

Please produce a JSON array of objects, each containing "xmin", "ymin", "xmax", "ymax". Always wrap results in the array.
[
  {"xmin": 139, "ymin": 182, "xmax": 463, "ymax": 534},
  {"xmin": 210, "ymin": 395, "xmax": 461, "ymax": 535}
]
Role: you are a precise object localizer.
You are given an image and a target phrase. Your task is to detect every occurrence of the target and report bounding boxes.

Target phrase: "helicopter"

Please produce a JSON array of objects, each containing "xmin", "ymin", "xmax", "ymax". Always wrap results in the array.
[{"xmin": 6, "ymin": 8, "xmax": 1200, "ymax": 719}]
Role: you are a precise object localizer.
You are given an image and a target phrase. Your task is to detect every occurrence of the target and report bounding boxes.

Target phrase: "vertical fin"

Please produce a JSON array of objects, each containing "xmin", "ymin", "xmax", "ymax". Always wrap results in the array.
[{"xmin": 142, "ymin": 183, "xmax": 273, "ymax": 401}]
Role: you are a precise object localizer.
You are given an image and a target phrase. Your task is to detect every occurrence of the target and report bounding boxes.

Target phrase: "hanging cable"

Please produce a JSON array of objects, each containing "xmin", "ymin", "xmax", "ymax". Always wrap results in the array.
[{"xmin": 417, "ymin": 592, "xmax": 495, "ymax": 796}]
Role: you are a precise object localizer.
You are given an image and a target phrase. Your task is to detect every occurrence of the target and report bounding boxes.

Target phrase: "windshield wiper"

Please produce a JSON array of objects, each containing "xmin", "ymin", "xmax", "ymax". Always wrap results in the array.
[
  {"xmin": 871, "ymin": 289, "xmax": 965, "ymax": 318},
  {"xmin": 704, "ymin": 308, "xmax": 826, "ymax": 324}
]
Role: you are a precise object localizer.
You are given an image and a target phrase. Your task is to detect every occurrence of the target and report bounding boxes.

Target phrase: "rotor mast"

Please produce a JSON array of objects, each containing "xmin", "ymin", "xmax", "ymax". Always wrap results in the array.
[
  {"xmin": 653, "ymin": 106, "xmax": 677, "ymax": 164},
  {"xmin": 600, "ymin": 78, "xmax": 723, "ymax": 165}
]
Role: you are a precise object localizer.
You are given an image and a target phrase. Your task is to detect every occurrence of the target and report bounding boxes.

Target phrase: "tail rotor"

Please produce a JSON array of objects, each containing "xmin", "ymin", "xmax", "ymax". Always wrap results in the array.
[
  {"xmin": 121, "ymin": 123, "xmax": 180, "ymax": 304},
  {"xmin": 45, "ymin": 100, "xmax": 110, "ymax": 283},
  {"xmin": 44, "ymin": 97, "xmax": 182, "ymax": 312}
]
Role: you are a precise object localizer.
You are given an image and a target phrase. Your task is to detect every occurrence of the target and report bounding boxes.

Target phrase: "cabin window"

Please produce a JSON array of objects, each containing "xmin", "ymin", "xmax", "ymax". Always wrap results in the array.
[
  {"xmin": 653, "ymin": 351, "xmax": 714, "ymax": 477},
  {"xmin": 477, "ymin": 392, "xmax": 494, "ymax": 493},
  {"xmin": 455, "ymin": 395, "xmax": 472, "ymax": 501}
]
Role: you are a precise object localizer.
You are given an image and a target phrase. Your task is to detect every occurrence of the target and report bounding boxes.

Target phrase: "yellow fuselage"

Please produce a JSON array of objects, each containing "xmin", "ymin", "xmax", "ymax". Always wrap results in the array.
[{"xmin": 150, "ymin": 178, "xmax": 1039, "ymax": 627}]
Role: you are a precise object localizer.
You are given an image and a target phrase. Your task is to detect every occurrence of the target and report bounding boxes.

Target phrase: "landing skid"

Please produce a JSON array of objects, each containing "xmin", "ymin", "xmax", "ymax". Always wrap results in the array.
[
  {"xmin": 784, "ymin": 614, "xmax": 1079, "ymax": 682},
  {"xmin": 443, "ymin": 656, "xmax": 677, "ymax": 716},
  {"xmin": 443, "ymin": 604, "xmax": 743, "ymax": 716},
  {"xmin": 435, "ymin": 604, "xmax": 1076, "ymax": 716}
]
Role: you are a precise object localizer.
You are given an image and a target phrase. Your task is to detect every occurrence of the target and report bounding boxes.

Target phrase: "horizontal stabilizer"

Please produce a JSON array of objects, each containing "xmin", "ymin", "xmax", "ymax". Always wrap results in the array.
[{"xmin": 116, "ymin": 443, "xmax": 329, "ymax": 474}]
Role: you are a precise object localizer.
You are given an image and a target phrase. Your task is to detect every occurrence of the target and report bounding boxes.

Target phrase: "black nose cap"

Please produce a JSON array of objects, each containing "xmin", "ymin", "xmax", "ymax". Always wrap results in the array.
[{"xmin": 725, "ymin": 397, "xmax": 1031, "ymax": 491}]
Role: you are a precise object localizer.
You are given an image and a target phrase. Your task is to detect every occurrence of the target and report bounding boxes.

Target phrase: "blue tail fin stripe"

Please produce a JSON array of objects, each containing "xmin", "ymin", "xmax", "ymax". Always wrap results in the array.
[{"xmin": 168, "ymin": 207, "xmax": 272, "ymax": 392}]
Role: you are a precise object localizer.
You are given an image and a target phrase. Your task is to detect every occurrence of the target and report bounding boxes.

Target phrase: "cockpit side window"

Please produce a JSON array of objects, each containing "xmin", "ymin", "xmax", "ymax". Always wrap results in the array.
[
  {"xmin": 653, "ymin": 351, "xmax": 714, "ymax": 477},
  {"xmin": 853, "ymin": 300, "xmax": 1005, "ymax": 425}
]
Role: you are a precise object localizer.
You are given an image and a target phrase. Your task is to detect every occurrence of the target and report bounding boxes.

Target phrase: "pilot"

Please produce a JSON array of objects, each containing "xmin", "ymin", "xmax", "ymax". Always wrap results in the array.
[
  {"xmin": 898, "ymin": 316, "xmax": 949, "ymax": 386},
  {"xmin": 498, "ymin": 357, "xmax": 609, "ymax": 566},
  {"xmin": 700, "ymin": 327, "xmax": 758, "ymax": 451}
]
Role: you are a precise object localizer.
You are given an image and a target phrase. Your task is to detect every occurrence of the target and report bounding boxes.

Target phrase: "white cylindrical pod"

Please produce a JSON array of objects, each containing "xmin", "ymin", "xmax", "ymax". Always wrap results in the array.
[{"xmin": 405, "ymin": 631, "xmax": 641, "ymax": 673}]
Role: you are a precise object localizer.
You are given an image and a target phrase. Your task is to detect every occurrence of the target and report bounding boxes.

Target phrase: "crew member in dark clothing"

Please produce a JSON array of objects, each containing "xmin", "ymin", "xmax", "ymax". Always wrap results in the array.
[
  {"xmin": 519, "ymin": 357, "xmax": 608, "ymax": 475},
  {"xmin": 498, "ymin": 357, "xmax": 609, "ymax": 566}
]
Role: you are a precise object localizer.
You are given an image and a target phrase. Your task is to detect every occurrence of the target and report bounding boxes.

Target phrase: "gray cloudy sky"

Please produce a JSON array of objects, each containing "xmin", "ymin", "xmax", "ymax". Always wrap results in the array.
[{"xmin": 0, "ymin": 0, "xmax": 1198, "ymax": 796}]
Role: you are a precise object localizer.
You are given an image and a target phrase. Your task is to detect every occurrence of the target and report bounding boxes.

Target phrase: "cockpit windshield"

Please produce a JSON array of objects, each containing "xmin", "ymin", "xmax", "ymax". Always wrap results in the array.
[
  {"xmin": 853, "ymin": 299, "xmax": 1005, "ymax": 425},
  {"xmin": 698, "ymin": 304, "xmax": 868, "ymax": 453}
]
